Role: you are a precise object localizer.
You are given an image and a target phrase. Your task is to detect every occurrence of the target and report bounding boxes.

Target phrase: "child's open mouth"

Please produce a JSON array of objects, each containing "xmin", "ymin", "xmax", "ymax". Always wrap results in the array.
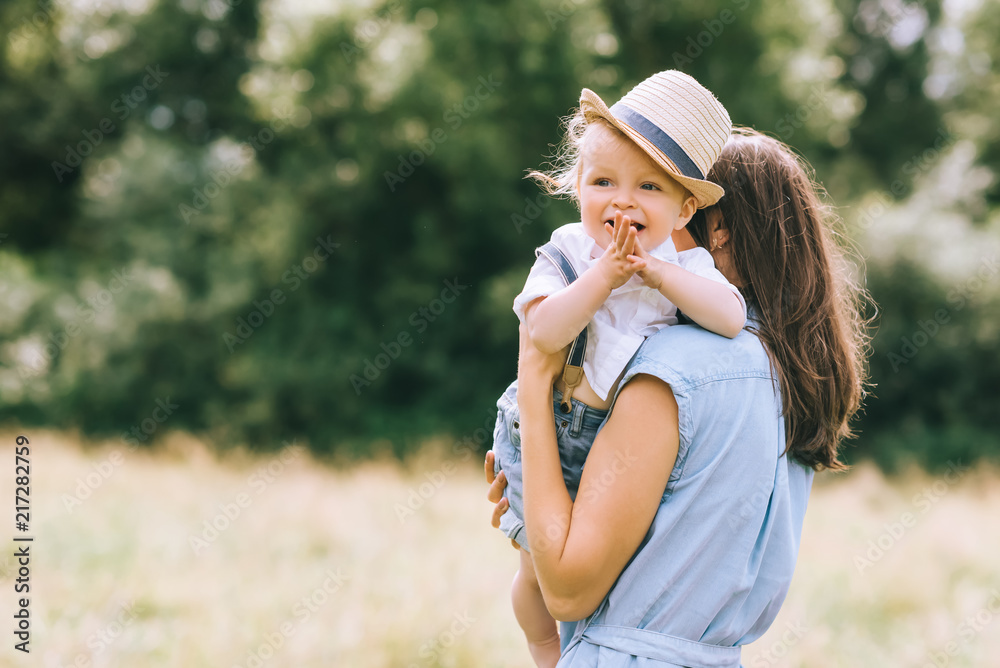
[{"xmin": 607, "ymin": 218, "xmax": 645, "ymax": 232}]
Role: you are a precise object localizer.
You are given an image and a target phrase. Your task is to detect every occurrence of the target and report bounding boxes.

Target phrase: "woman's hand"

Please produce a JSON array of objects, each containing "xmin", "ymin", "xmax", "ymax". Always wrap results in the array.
[
  {"xmin": 485, "ymin": 326, "xmax": 563, "ymax": 542},
  {"xmin": 484, "ymin": 450, "xmax": 509, "ymax": 528}
]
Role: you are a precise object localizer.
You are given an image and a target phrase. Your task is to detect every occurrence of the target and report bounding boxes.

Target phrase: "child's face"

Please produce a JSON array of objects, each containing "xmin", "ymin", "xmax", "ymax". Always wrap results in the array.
[{"xmin": 577, "ymin": 123, "xmax": 697, "ymax": 252}]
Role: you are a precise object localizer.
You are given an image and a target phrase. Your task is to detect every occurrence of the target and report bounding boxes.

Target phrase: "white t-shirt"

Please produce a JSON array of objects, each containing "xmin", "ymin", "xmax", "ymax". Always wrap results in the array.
[{"xmin": 513, "ymin": 223, "xmax": 747, "ymax": 401}]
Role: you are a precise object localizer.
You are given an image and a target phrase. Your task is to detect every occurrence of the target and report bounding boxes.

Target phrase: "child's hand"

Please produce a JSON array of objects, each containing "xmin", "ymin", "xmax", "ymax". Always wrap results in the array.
[
  {"xmin": 597, "ymin": 211, "xmax": 647, "ymax": 291},
  {"xmin": 630, "ymin": 239, "xmax": 667, "ymax": 291}
]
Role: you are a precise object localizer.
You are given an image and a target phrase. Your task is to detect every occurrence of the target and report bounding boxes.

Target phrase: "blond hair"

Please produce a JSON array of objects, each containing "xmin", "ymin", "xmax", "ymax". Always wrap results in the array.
[{"xmin": 527, "ymin": 109, "xmax": 624, "ymax": 206}]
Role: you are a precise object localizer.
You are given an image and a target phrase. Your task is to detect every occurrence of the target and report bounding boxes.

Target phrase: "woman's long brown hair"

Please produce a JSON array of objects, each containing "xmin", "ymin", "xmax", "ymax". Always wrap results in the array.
[{"xmin": 688, "ymin": 128, "xmax": 872, "ymax": 471}]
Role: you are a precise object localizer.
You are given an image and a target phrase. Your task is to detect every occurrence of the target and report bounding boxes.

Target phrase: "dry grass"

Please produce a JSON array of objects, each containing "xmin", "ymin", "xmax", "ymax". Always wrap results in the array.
[{"xmin": 2, "ymin": 430, "xmax": 999, "ymax": 667}]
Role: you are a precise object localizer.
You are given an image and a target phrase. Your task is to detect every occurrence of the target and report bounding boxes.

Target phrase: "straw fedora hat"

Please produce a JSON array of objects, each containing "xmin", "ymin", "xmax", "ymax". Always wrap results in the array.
[{"xmin": 579, "ymin": 70, "xmax": 732, "ymax": 208}]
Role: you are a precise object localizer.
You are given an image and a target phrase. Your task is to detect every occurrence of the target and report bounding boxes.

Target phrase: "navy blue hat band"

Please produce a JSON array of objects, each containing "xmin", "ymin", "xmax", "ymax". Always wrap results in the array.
[{"xmin": 609, "ymin": 103, "xmax": 703, "ymax": 180}]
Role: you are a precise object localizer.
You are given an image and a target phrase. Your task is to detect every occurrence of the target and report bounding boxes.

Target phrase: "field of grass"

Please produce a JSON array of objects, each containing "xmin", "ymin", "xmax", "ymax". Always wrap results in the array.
[{"xmin": 2, "ymin": 429, "xmax": 999, "ymax": 667}]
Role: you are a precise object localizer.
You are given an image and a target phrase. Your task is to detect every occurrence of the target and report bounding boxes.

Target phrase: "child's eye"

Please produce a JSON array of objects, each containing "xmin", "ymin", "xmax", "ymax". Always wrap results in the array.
[
  {"xmin": 595, "ymin": 178, "xmax": 611, "ymax": 187},
  {"xmin": 641, "ymin": 183, "xmax": 660, "ymax": 191}
]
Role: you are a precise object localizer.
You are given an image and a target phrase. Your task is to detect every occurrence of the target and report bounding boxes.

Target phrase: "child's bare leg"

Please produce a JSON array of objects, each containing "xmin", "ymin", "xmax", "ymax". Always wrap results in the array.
[{"xmin": 512, "ymin": 546, "xmax": 561, "ymax": 668}]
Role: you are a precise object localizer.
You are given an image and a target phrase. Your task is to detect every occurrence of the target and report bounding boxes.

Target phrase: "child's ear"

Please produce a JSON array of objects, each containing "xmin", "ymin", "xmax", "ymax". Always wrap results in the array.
[{"xmin": 673, "ymin": 193, "xmax": 699, "ymax": 230}]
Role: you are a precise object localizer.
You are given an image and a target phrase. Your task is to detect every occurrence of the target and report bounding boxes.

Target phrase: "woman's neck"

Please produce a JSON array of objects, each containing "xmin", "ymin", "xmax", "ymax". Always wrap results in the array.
[{"xmin": 671, "ymin": 227, "xmax": 697, "ymax": 251}]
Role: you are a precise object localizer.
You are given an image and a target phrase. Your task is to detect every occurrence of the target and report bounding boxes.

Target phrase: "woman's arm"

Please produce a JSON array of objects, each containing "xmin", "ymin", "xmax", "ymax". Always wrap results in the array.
[{"xmin": 516, "ymin": 325, "xmax": 679, "ymax": 621}]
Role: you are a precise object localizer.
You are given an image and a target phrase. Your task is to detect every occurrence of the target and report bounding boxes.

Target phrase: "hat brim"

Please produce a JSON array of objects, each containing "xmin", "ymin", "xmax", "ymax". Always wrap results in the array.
[{"xmin": 579, "ymin": 88, "xmax": 725, "ymax": 208}]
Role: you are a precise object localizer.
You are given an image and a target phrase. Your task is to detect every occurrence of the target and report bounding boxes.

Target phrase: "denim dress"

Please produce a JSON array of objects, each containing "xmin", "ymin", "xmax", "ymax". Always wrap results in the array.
[{"xmin": 556, "ymin": 322, "xmax": 815, "ymax": 667}]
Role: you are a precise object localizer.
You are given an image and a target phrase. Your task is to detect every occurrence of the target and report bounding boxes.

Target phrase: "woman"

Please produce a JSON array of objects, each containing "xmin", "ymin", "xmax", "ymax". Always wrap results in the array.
[{"xmin": 486, "ymin": 128, "xmax": 870, "ymax": 665}]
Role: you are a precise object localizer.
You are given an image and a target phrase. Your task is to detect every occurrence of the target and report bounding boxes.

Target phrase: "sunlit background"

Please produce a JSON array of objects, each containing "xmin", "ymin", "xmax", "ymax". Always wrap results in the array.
[{"xmin": 1, "ymin": 0, "xmax": 998, "ymax": 665}]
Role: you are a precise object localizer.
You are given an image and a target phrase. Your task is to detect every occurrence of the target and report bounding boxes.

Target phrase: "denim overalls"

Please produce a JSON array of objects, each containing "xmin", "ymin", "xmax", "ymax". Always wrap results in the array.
[
  {"xmin": 492, "ymin": 241, "xmax": 610, "ymax": 550},
  {"xmin": 492, "ymin": 379, "xmax": 609, "ymax": 550}
]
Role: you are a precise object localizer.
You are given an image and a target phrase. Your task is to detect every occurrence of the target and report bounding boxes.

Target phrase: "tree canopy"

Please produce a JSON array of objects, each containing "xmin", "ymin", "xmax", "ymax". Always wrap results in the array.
[{"xmin": 1, "ymin": 0, "xmax": 998, "ymax": 471}]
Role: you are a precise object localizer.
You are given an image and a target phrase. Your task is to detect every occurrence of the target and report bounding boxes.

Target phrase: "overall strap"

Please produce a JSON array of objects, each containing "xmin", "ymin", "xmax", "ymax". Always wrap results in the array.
[{"xmin": 535, "ymin": 242, "xmax": 587, "ymax": 413}]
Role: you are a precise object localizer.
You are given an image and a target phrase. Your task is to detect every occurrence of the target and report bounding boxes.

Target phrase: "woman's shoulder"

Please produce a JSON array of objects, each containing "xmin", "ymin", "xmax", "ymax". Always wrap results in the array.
[{"xmin": 625, "ymin": 324, "xmax": 773, "ymax": 392}]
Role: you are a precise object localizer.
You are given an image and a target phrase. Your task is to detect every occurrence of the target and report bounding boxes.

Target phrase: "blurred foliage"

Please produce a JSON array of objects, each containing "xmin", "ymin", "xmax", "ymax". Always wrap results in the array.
[{"xmin": 0, "ymin": 0, "xmax": 997, "ymax": 469}]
